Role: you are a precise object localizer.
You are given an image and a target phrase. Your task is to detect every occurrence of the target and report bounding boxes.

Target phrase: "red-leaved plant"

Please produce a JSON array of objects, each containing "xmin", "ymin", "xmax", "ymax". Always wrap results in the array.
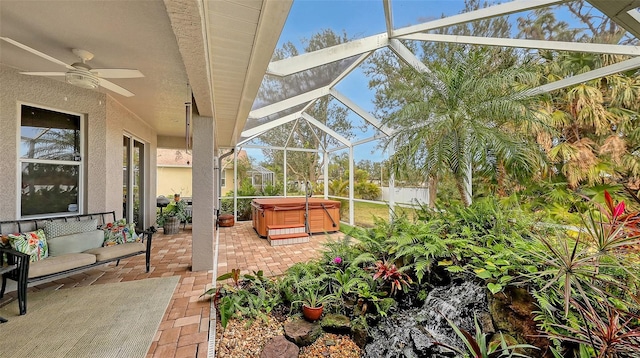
[
  {"xmin": 547, "ymin": 299, "xmax": 640, "ymax": 358},
  {"xmin": 371, "ymin": 260, "xmax": 412, "ymax": 296},
  {"xmin": 585, "ymin": 190, "xmax": 640, "ymax": 256}
]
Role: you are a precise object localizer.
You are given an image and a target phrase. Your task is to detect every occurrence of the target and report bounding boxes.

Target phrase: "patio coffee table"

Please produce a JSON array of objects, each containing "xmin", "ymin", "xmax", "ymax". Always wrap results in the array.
[{"xmin": 0, "ymin": 264, "xmax": 17, "ymax": 323}]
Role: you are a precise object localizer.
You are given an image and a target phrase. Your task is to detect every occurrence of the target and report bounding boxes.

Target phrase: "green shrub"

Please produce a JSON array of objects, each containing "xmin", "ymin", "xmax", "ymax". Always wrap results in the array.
[{"xmin": 221, "ymin": 179, "xmax": 257, "ymax": 221}]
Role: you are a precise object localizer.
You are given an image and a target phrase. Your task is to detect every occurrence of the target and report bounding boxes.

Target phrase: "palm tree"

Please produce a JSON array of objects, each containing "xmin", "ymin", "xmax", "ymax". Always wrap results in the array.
[{"xmin": 382, "ymin": 50, "xmax": 547, "ymax": 206}]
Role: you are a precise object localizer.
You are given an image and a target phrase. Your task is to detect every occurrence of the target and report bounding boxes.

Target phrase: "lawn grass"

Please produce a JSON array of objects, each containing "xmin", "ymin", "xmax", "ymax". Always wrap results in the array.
[{"xmin": 346, "ymin": 201, "xmax": 418, "ymax": 228}]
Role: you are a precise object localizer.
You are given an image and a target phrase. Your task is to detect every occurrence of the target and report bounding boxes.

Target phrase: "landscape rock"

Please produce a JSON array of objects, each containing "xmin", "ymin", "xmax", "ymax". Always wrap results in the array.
[
  {"xmin": 350, "ymin": 318, "xmax": 369, "ymax": 349},
  {"xmin": 488, "ymin": 287, "xmax": 551, "ymax": 356},
  {"xmin": 477, "ymin": 311, "xmax": 495, "ymax": 334},
  {"xmin": 285, "ymin": 318, "xmax": 323, "ymax": 346},
  {"xmin": 320, "ymin": 314, "xmax": 351, "ymax": 333},
  {"xmin": 260, "ymin": 335, "xmax": 299, "ymax": 358}
]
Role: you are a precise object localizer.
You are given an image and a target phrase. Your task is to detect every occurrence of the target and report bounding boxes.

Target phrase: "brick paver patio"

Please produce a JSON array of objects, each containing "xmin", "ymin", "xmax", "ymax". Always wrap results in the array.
[
  {"xmin": 217, "ymin": 221, "xmax": 343, "ymax": 277},
  {"xmin": 0, "ymin": 220, "xmax": 343, "ymax": 358}
]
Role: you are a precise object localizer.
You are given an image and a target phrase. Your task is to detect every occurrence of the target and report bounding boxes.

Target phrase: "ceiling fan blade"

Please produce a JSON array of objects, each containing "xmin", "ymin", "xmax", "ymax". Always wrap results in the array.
[
  {"xmin": 1, "ymin": 37, "xmax": 73, "ymax": 70},
  {"xmin": 20, "ymin": 72, "xmax": 66, "ymax": 76},
  {"xmin": 91, "ymin": 69, "xmax": 144, "ymax": 79},
  {"xmin": 99, "ymin": 78, "xmax": 134, "ymax": 97}
]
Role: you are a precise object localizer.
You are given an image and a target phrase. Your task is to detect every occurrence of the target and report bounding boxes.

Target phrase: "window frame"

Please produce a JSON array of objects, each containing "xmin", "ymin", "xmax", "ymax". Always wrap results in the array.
[{"xmin": 17, "ymin": 102, "xmax": 85, "ymax": 219}]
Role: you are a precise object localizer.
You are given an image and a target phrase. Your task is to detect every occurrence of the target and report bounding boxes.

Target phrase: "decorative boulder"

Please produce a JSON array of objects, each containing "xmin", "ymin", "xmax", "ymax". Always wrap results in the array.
[
  {"xmin": 284, "ymin": 318, "xmax": 323, "ymax": 346},
  {"xmin": 351, "ymin": 318, "xmax": 369, "ymax": 349},
  {"xmin": 260, "ymin": 335, "xmax": 299, "ymax": 358},
  {"xmin": 488, "ymin": 287, "xmax": 550, "ymax": 354},
  {"xmin": 320, "ymin": 314, "xmax": 351, "ymax": 334}
]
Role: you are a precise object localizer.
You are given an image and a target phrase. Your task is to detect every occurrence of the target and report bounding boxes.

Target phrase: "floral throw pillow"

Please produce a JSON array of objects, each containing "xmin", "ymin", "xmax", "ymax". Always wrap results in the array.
[
  {"xmin": 0, "ymin": 235, "xmax": 9, "ymax": 248},
  {"xmin": 8, "ymin": 229, "xmax": 49, "ymax": 262},
  {"xmin": 103, "ymin": 219, "xmax": 140, "ymax": 246}
]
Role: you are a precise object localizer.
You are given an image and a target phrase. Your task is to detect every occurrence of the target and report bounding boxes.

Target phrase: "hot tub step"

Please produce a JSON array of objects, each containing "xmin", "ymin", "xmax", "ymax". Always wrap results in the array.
[
  {"xmin": 268, "ymin": 233, "xmax": 310, "ymax": 246},
  {"xmin": 267, "ymin": 224, "xmax": 306, "ymax": 236}
]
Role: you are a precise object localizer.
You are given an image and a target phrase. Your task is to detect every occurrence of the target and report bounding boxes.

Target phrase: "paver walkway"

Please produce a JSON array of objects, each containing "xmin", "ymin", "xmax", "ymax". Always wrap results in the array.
[
  {"xmin": 216, "ymin": 221, "xmax": 343, "ymax": 277},
  {"xmin": 0, "ymin": 221, "xmax": 343, "ymax": 358}
]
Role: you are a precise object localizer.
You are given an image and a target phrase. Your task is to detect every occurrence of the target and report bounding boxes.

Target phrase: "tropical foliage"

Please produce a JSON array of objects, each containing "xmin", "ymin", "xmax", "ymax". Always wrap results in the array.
[{"xmin": 205, "ymin": 191, "xmax": 640, "ymax": 357}]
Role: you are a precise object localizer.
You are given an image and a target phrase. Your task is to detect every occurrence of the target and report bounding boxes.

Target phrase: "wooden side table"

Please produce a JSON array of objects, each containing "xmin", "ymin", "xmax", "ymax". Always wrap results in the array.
[{"xmin": 0, "ymin": 264, "xmax": 17, "ymax": 323}]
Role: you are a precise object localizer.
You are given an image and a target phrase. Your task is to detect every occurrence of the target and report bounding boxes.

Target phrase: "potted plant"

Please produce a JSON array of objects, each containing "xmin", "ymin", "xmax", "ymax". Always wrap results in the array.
[
  {"xmin": 156, "ymin": 198, "xmax": 188, "ymax": 234},
  {"xmin": 293, "ymin": 287, "xmax": 335, "ymax": 321}
]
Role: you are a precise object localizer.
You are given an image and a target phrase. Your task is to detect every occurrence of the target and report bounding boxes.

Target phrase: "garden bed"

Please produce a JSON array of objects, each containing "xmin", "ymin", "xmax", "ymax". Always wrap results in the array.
[
  {"xmin": 210, "ymin": 193, "xmax": 640, "ymax": 358},
  {"xmin": 215, "ymin": 314, "xmax": 360, "ymax": 357}
]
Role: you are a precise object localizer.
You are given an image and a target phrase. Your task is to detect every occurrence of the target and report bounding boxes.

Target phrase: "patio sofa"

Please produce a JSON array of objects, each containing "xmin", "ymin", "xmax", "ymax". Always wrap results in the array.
[{"xmin": 0, "ymin": 211, "xmax": 154, "ymax": 315}]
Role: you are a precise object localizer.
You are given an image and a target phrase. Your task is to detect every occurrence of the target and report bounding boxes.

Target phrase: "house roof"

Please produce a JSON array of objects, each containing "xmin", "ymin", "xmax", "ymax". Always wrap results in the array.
[
  {"xmin": 157, "ymin": 148, "xmax": 192, "ymax": 167},
  {"xmin": 221, "ymin": 150, "xmax": 248, "ymax": 168},
  {"xmin": 156, "ymin": 148, "xmax": 245, "ymax": 168}
]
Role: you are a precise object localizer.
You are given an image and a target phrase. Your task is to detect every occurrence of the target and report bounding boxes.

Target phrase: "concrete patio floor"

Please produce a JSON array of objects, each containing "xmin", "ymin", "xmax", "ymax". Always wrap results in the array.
[{"xmin": 0, "ymin": 221, "xmax": 343, "ymax": 357}]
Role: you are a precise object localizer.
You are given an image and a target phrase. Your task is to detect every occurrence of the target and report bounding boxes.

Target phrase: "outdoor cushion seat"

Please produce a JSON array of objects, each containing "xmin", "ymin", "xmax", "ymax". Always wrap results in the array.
[
  {"xmin": 83, "ymin": 242, "xmax": 146, "ymax": 262},
  {"xmin": 47, "ymin": 230, "xmax": 104, "ymax": 256},
  {"xmin": 28, "ymin": 253, "xmax": 96, "ymax": 278},
  {"xmin": 1, "ymin": 211, "xmax": 155, "ymax": 315}
]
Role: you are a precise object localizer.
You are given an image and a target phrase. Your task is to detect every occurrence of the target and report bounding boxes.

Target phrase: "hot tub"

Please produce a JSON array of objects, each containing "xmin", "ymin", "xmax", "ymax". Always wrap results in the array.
[{"xmin": 251, "ymin": 198, "xmax": 341, "ymax": 237}]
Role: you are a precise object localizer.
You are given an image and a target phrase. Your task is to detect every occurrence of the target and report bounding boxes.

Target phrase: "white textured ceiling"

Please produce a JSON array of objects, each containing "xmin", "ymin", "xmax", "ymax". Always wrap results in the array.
[{"xmin": 0, "ymin": 0, "xmax": 292, "ymax": 148}]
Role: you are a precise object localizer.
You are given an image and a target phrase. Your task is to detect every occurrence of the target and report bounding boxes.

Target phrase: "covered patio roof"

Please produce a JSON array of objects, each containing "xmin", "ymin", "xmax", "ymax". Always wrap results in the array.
[{"xmin": 0, "ymin": 0, "xmax": 292, "ymax": 148}]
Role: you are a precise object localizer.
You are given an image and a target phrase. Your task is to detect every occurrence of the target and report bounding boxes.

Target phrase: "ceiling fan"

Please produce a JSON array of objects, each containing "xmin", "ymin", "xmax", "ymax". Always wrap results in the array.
[{"xmin": 1, "ymin": 37, "xmax": 143, "ymax": 97}]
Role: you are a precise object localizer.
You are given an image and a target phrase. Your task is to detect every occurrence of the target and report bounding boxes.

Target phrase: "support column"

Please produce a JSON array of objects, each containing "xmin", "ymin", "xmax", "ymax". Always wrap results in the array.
[
  {"xmin": 191, "ymin": 115, "xmax": 215, "ymax": 271},
  {"xmin": 323, "ymin": 151, "xmax": 329, "ymax": 199},
  {"xmin": 349, "ymin": 146, "xmax": 355, "ymax": 226},
  {"xmin": 388, "ymin": 140, "xmax": 396, "ymax": 221},
  {"xmin": 283, "ymin": 149, "xmax": 287, "ymax": 197},
  {"xmin": 233, "ymin": 150, "xmax": 238, "ymax": 217}
]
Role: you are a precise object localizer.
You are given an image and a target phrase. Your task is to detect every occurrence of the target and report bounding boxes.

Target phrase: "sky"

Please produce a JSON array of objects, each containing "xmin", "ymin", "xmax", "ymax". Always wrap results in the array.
[{"xmin": 246, "ymin": 0, "xmax": 592, "ymax": 166}]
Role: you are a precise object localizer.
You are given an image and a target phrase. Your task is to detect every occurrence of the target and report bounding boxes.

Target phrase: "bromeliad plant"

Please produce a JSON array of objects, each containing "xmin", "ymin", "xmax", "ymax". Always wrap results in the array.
[
  {"xmin": 291, "ymin": 286, "xmax": 336, "ymax": 309},
  {"xmin": 547, "ymin": 299, "xmax": 640, "ymax": 358},
  {"xmin": 371, "ymin": 260, "xmax": 412, "ymax": 296},
  {"xmin": 583, "ymin": 190, "xmax": 640, "ymax": 260}
]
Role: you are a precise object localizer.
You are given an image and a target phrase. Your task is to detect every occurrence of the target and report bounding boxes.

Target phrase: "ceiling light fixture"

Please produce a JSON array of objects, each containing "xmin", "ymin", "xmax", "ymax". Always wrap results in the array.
[{"xmin": 65, "ymin": 62, "xmax": 100, "ymax": 89}]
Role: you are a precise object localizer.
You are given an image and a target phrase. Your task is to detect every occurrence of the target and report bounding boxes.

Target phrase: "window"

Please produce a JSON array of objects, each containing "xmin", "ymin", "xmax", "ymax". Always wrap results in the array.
[
  {"xmin": 19, "ymin": 105, "xmax": 83, "ymax": 217},
  {"xmin": 221, "ymin": 175, "xmax": 226, "ymax": 188}
]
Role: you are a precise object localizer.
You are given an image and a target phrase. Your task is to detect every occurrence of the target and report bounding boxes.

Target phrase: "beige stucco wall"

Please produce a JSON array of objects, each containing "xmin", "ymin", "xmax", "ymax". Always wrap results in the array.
[
  {"xmin": 0, "ymin": 65, "xmax": 157, "ymax": 227},
  {"xmin": 157, "ymin": 166, "xmax": 193, "ymax": 197},
  {"xmin": 157, "ymin": 164, "xmax": 228, "ymax": 197}
]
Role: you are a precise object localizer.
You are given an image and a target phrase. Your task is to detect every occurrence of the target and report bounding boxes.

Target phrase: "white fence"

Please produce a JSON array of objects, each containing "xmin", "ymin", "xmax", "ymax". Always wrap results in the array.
[{"xmin": 381, "ymin": 186, "xmax": 430, "ymax": 206}]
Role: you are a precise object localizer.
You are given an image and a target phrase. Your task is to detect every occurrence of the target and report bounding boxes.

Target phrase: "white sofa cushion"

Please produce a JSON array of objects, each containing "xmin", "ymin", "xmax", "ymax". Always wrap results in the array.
[{"xmin": 47, "ymin": 230, "xmax": 104, "ymax": 256}]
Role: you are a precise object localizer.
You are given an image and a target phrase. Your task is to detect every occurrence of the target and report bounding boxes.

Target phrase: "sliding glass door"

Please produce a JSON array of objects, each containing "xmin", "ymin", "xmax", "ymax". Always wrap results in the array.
[{"xmin": 123, "ymin": 135, "xmax": 145, "ymax": 230}]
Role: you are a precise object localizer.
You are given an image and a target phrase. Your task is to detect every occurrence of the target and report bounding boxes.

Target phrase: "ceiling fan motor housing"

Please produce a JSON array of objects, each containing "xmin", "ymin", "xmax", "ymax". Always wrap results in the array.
[{"xmin": 65, "ymin": 63, "xmax": 99, "ymax": 89}]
